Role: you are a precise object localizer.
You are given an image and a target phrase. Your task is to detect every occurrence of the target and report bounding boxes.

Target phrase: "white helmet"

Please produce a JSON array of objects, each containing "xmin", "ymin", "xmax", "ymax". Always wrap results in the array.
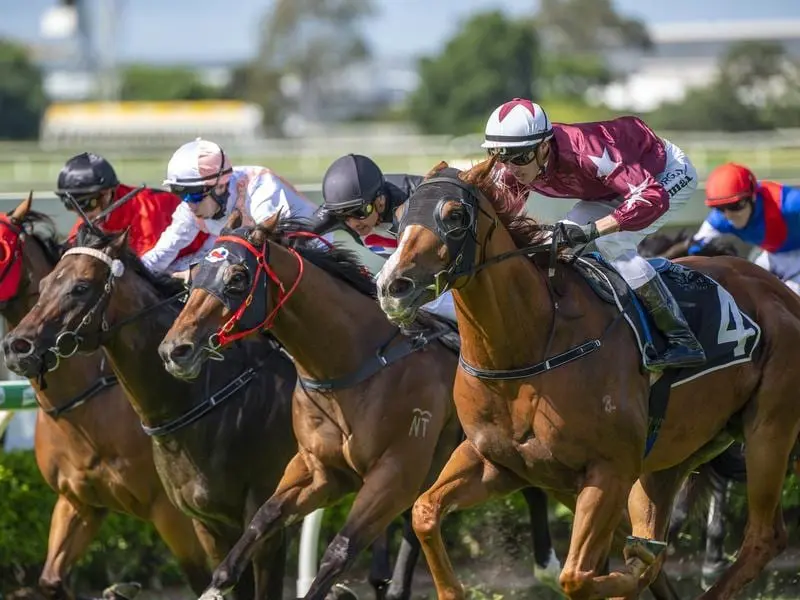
[
  {"xmin": 481, "ymin": 98, "xmax": 554, "ymax": 150},
  {"xmin": 163, "ymin": 138, "xmax": 233, "ymax": 189}
]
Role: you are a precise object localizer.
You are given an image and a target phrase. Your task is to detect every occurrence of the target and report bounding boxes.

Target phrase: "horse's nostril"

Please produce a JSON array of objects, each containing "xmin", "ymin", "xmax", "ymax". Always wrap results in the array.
[
  {"xmin": 387, "ymin": 277, "xmax": 414, "ymax": 299},
  {"xmin": 169, "ymin": 343, "xmax": 195, "ymax": 362},
  {"xmin": 8, "ymin": 335, "xmax": 34, "ymax": 357}
]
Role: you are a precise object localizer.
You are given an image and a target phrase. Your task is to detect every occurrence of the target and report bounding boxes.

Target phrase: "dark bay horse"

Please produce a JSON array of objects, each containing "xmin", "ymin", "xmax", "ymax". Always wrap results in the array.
[
  {"xmin": 376, "ymin": 159, "xmax": 800, "ymax": 600},
  {"xmin": 0, "ymin": 196, "xmax": 210, "ymax": 598},
  {"xmin": 2, "ymin": 225, "xmax": 298, "ymax": 599},
  {"xmin": 157, "ymin": 211, "xmax": 565, "ymax": 599}
]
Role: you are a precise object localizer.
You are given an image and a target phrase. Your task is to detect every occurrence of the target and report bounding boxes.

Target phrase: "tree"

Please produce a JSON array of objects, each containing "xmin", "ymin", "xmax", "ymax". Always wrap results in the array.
[
  {"xmin": 0, "ymin": 40, "xmax": 47, "ymax": 140},
  {"xmin": 120, "ymin": 65, "xmax": 222, "ymax": 101},
  {"xmin": 540, "ymin": 54, "xmax": 613, "ymax": 99},
  {"xmin": 408, "ymin": 11, "xmax": 540, "ymax": 135},
  {"xmin": 245, "ymin": 0, "xmax": 375, "ymax": 130},
  {"xmin": 535, "ymin": 0, "xmax": 651, "ymax": 55}
]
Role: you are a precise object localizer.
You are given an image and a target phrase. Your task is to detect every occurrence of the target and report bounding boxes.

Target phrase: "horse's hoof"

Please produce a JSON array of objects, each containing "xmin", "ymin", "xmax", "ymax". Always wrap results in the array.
[
  {"xmin": 102, "ymin": 582, "xmax": 142, "ymax": 600},
  {"xmin": 533, "ymin": 548, "xmax": 563, "ymax": 594},
  {"xmin": 325, "ymin": 583, "xmax": 359, "ymax": 600},
  {"xmin": 198, "ymin": 587, "xmax": 226, "ymax": 600},
  {"xmin": 701, "ymin": 559, "xmax": 731, "ymax": 590}
]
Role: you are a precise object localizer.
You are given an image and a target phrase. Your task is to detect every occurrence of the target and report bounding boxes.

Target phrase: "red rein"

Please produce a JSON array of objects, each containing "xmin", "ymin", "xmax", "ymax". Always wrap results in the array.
[{"xmin": 211, "ymin": 231, "xmax": 331, "ymax": 347}]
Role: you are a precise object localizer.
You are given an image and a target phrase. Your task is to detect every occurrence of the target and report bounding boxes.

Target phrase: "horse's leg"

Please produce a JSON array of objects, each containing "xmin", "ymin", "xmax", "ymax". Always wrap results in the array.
[
  {"xmin": 409, "ymin": 440, "xmax": 524, "ymax": 600},
  {"xmin": 201, "ymin": 453, "xmax": 339, "ymax": 600},
  {"xmin": 385, "ymin": 510, "xmax": 420, "ymax": 600},
  {"xmin": 700, "ymin": 419, "xmax": 795, "ymax": 600},
  {"xmin": 558, "ymin": 462, "xmax": 635, "ymax": 600},
  {"xmin": 701, "ymin": 470, "xmax": 731, "ymax": 586},
  {"xmin": 367, "ymin": 528, "xmax": 392, "ymax": 600},
  {"xmin": 192, "ymin": 520, "xmax": 255, "ymax": 600},
  {"xmin": 39, "ymin": 496, "xmax": 106, "ymax": 600},
  {"xmin": 149, "ymin": 493, "xmax": 211, "ymax": 595},
  {"xmin": 519, "ymin": 486, "xmax": 561, "ymax": 589},
  {"xmin": 302, "ymin": 451, "xmax": 433, "ymax": 600},
  {"xmin": 251, "ymin": 529, "xmax": 288, "ymax": 600}
]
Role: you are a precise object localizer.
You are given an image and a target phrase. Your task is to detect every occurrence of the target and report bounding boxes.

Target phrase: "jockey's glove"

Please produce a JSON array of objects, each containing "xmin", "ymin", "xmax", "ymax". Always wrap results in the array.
[{"xmin": 554, "ymin": 221, "xmax": 600, "ymax": 248}]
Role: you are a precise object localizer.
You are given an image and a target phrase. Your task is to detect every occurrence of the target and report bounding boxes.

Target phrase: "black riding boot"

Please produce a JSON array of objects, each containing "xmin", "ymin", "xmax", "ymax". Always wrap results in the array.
[{"xmin": 634, "ymin": 275, "xmax": 706, "ymax": 372}]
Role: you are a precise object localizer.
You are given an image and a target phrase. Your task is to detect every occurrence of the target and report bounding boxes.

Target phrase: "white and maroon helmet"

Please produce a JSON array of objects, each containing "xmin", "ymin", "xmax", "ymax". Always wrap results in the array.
[{"xmin": 481, "ymin": 98, "xmax": 554, "ymax": 150}]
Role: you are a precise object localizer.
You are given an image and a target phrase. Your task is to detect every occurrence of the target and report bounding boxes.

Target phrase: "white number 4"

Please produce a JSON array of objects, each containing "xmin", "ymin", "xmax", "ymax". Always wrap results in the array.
[{"xmin": 717, "ymin": 287, "xmax": 756, "ymax": 357}]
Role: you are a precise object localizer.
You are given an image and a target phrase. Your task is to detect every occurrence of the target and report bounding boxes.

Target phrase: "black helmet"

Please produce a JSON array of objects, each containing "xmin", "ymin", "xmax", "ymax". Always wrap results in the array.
[
  {"xmin": 56, "ymin": 152, "xmax": 119, "ymax": 198},
  {"xmin": 321, "ymin": 154, "xmax": 385, "ymax": 213}
]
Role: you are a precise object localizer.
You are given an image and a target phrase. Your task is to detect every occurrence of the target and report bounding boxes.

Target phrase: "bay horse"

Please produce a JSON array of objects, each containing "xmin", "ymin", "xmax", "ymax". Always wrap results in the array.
[
  {"xmin": 375, "ymin": 158, "xmax": 800, "ymax": 600},
  {"xmin": 2, "ymin": 224, "xmax": 298, "ymax": 600},
  {"xmin": 0, "ymin": 195, "xmax": 210, "ymax": 598},
  {"xmin": 156, "ymin": 212, "xmax": 677, "ymax": 600}
]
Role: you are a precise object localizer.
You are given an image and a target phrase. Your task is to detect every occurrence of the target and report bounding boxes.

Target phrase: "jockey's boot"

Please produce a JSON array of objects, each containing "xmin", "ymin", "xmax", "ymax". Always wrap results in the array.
[{"xmin": 634, "ymin": 275, "xmax": 706, "ymax": 372}]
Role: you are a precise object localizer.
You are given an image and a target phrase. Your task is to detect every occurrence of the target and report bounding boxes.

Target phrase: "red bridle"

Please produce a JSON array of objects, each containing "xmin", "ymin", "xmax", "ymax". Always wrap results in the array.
[{"xmin": 209, "ymin": 231, "xmax": 332, "ymax": 348}]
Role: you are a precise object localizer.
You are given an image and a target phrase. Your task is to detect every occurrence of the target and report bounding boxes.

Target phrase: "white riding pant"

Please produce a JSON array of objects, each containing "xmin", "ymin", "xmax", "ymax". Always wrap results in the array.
[
  {"xmin": 420, "ymin": 291, "xmax": 457, "ymax": 324},
  {"xmin": 753, "ymin": 248, "xmax": 800, "ymax": 296},
  {"xmin": 562, "ymin": 139, "xmax": 698, "ymax": 290}
]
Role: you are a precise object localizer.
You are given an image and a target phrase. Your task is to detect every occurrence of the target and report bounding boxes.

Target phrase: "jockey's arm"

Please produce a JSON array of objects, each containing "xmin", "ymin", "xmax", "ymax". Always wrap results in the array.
[
  {"xmin": 687, "ymin": 218, "xmax": 725, "ymax": 256},
  {"xmin": 605, "ymin": 167, "xmax": 670, "ymax": 233},
  {"xmin": 140, "ymin": 204, "xmax": 202, "ymax": 274}
]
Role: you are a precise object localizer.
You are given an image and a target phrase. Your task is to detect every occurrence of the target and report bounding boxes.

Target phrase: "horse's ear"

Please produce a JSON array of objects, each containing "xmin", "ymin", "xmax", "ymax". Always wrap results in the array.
[
  {"xmin": 424, "ymin": 161, "xmax": 449, "ymax": 180},
  {"xmin": 460, "ymin": 156, "xmax": 496, "ymax": 186},
  {"xmin": 106, "ymin": 227, "xmax": 130, "ymax": 257},
  {"xmin": 226, "ymin": 208, "xmax": 243, "ymax": 231},
  {"xmin": 9, "ymin": 191, "xmax": 33, "ymax": 225},
  {"xmin": 258, "ymin": 209, "xmax": 282, "ymax": 234}
]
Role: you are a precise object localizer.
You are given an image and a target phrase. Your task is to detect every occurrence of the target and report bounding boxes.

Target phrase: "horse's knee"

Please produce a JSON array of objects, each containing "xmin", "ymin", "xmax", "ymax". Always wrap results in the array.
[
  {"xmin": 411, "ymin": 496, "xmax": 440, "ymax": 540},
  {"xmin": 558, "ymin": 566, "xmax": 588, "ymax": 598},
  {"xmin": 38, "ymin": 574, "xmax": 66, "ymax": 600}
]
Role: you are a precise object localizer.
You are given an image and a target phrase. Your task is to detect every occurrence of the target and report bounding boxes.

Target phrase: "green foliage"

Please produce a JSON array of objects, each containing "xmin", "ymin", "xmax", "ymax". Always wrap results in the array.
[
  {"xmin": 0, "ymin": 40, "xmax": 47, "ymax": 140},
  {"xmin": 120, "ymin": 65, "xmax": 223, "ymax": 102},
  {"xmin": 408, "ymin": 11, "xmax": 540, "ymax": 135},
  {"xmin": 0, "ymin": 450, "xmax": 182, "ymax": 594}
]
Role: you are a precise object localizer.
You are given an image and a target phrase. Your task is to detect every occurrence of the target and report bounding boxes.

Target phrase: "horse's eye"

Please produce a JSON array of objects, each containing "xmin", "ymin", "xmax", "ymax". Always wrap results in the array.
[
  {"xmin": 447, "ymin": 209, "xmax": 465, "ymax": 223},
  {"xmin": 71, "ymin": 282, "xmax": 90, "ymax": 296},
  {"xmin": 230, "ymin": 271, "xmax": 246, "ymax": 285}
]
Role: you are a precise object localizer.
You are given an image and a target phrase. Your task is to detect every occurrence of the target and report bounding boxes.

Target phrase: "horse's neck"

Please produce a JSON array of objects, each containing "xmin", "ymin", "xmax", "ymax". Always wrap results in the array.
[
  {"xmin": 455, "ymin": 241, "xmax": 554, "ymax": 371},
  {"xmin": 102, "ymin": 279, "xmax": 194, "ymax": 428},
  {"xmin": 269, "ymin": 247, "xmax": 396, "ymax": 383}
]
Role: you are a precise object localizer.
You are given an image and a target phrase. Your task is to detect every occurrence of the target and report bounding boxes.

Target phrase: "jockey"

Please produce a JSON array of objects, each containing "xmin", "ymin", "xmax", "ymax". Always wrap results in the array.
[
  {"xmin": 309, "ymin": 153, "xmax": 457, "ymax": 324},
  {"xmin": 484, "ymin": 98, "xmax": 705, "ymax": 372},
  {"xmin": 689, "ymin": 162, "xmax": 800, "ymax": 295},
  {"xmin": 144, "ymin": 138, "xmax": 325, "ymax": 281},
  {"xmin": 57, "ymin": 152, "xmax": 207, "ymax": 259}
]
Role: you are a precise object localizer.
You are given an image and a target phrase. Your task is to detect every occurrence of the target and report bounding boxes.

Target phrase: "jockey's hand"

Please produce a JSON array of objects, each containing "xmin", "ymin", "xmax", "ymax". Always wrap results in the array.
[
  {"xmin": 555, "ymin": 221, "xmax": 600, "ymax": 248},
  {"xmin": 171, "ymin": 270, "xmax": 191, "ymax": 285}
]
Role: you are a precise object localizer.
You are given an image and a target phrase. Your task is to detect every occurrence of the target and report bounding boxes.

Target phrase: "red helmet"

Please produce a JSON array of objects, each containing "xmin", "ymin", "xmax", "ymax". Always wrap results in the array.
[{"xmin": 705, "ymin": 163, "xmax": 756, "ymax": 207}]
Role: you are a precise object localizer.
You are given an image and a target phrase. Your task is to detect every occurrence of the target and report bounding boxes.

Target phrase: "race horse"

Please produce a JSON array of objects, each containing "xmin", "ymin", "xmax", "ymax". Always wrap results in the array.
[
  {"xmin": 376, "ymin": 158, "xmax": 800, "ymax": 600},
  {"xmin": 3, "ymin": 222, "xmax": 298, "ymax": 600},
  {"xmin": 156, "ymin": 210, "xmax": 560, "ymax": 599},
  {"xmin": 0, "ymin": 195, "xmax": 210, "ymax": 599},
  {"xmin": 639, "ymin": 229, "xmax": 748, "ymax": 587},
  {"xmin": 156, "ymin": 211, "xmax": 680, "ymax": 600}
]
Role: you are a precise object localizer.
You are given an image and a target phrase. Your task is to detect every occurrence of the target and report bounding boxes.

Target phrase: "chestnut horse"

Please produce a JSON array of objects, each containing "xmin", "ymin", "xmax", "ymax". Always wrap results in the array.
[
  {"xmin": 0, "ymin": 196, "xmax": 210, "ymax": 598},
  {"xmin": 2, "ymin": 225, "xmax": 297, "ymax": 600},
  {"xmin": 376, "ymin": 159, "xmax": 800, "ymax": 600}
]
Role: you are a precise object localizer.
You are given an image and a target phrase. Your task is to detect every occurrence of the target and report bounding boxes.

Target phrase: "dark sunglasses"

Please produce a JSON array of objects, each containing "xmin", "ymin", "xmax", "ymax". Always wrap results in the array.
[
  {"xmin": 58, "ymin": 192, "xmax": 101, "ymax": 212},
  {"xmin": 333, "ymin": 202, "xmax": 376, "ymax": 220},
  {"xmin": 719, "ymin": 197, "xmax": 752, "ymax": 213},
  {"xmin": 169, "ymin": 185, "xmax": 212, "ymax": 204},
  {"xmin": 488, "ymin": 147, "xmax": 539, "ymax": 166}
]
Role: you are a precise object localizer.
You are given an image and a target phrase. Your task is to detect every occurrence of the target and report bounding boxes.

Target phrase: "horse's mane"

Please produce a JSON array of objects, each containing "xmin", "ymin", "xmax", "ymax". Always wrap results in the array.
[
  {"xmin": 14, "ymin": 210, "xmax": 62, "ymax": 265},
  {"xmin": 229, "ymin": 217, "xmax": 378, "ymax": 299},
  {"xmin": 74, "ymin": 225, "xmax": 186, "ymax": 298},
  {"xmin": 425, "ymin": 158, "xmax": 552, "ymax": 250}
]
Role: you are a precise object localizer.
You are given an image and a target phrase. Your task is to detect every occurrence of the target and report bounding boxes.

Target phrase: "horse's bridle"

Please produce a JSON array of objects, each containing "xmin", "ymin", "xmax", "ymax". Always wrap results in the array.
[
  {"xmin": 398, "ymin": 169, "xmax": 557, "ymax": 296},
  {"xmin": 192, "ymin": 232, "xmax": 308, "ymax": 353}
]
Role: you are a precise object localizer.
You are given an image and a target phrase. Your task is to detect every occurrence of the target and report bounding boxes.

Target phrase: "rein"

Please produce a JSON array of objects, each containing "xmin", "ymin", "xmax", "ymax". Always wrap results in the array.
[{"xmin": 406, "ymin": 173, "xmax": 612, "ymax": 381}]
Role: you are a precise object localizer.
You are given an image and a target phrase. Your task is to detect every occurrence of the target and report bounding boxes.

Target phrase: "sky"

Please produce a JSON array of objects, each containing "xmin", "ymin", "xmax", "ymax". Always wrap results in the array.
[{"xmin": 3, "ymin": 0, "xmax": 800, "ymax": 65}]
